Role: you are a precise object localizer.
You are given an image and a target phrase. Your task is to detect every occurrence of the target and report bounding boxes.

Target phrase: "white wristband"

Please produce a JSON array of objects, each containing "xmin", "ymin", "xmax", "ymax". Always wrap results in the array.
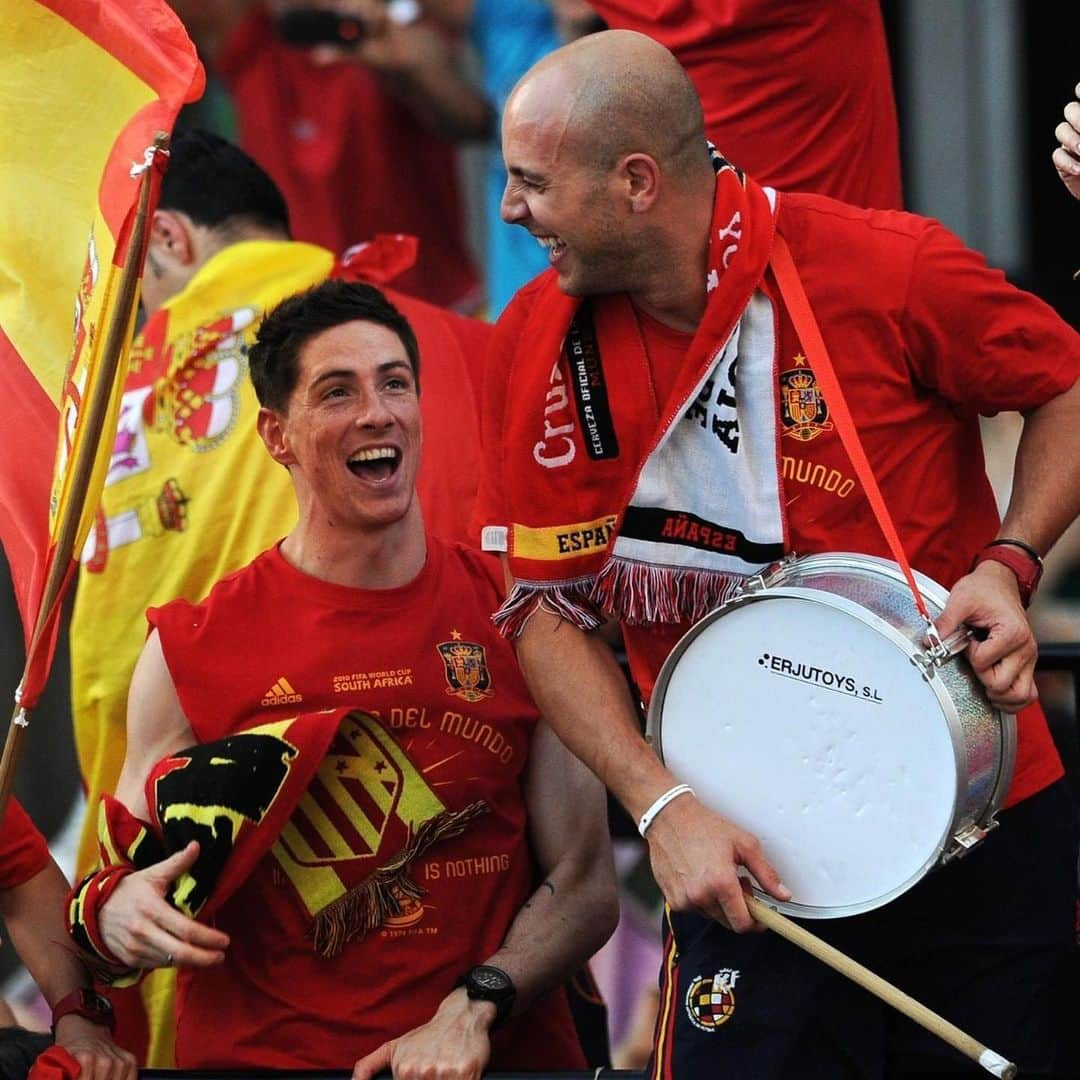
[{"xmin": 638, "ymin": 783, "xmax": 694, "ymax": 837}]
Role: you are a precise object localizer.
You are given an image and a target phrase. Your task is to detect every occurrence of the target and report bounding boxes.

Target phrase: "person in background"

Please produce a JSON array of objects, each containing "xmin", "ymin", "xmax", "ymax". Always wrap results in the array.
[
  {"xmin": 69, "ymin": 129, "xmax": 489, "ymax": 1065},
  {"xmin": 168, "ymin": 0, "xmax": 487, "ymax": 310},
  {"xmin": 582, "ymin": 0, "xmax": 903, "ymax": 209}
]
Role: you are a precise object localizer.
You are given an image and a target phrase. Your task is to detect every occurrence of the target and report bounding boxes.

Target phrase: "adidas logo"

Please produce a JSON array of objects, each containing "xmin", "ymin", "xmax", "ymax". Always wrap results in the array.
[{"xmin": 261, "ymin": 677, "xmax": 303, "ymax": 707}]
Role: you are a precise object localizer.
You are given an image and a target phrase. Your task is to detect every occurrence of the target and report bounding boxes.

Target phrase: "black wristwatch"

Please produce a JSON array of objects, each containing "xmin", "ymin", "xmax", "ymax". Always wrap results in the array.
[
  {"xmin": 458, "ymin": 964, "xmax": 516, "ymax": 1030},
  {"xmin": 51, "ymin": 988, "xmax": 116, "ymax": 1033}
]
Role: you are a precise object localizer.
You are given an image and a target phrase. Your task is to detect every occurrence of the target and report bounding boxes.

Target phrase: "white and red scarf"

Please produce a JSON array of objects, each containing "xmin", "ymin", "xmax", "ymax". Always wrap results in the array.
[{"xmin": 484, "ymin": 151, "xmax": 787, "ymax": 633}]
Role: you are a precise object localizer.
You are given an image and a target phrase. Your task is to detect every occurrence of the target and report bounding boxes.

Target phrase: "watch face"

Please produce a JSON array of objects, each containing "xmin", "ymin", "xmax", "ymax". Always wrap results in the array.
[{"xmin": 471, "ymin": 965, "xmax": 511, "ymax": 993}]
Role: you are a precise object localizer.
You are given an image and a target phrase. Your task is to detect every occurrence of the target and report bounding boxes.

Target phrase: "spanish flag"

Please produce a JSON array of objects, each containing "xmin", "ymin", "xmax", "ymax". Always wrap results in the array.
[{"xmin": 0, "ymin": 1, "xmax": 203, "ymax": 710}]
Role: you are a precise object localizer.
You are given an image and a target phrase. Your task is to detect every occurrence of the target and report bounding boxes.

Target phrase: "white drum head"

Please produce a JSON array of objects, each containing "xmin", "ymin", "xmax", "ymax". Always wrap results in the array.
[{"xmin": 654, "ymin": 592, "xmax": 960, "ymax": 917}]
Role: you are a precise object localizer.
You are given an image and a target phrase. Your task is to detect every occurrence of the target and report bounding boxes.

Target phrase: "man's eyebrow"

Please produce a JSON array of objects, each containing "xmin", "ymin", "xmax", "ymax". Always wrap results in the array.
[
  {"xmin": 507, "ymin": 165, "xmax": 545, "ymax": 182},
  {"xmin": 309, "ymin": 359, "xmax": 412, "ymax": 389},
  {"xmin": 310, "ymin": 368, "xmax": 356, "ymax": 388}
]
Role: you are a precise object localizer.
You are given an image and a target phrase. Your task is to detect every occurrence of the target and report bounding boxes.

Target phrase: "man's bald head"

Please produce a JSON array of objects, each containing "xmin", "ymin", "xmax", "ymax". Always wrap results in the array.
[{"xmin": 506, "ymin": 30, "xmax": 708, "ymax": 179}]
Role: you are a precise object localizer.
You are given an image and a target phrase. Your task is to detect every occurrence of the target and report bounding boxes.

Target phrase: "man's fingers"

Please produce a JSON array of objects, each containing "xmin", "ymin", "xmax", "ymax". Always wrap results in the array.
[
  {"xmin": 352, "ymin": 1040, "xmax": 393, "ymax": 1080},
  {"xmin": 154, "ymin": 903, "xmax": 230, "ymax": 952},
  {"xmin": 739, "ymin": 842, "xmax": 791, "ymax": 905},
  {"xmin": 148, "ymin": 840, "xmax": 201, "ymax": 887}
]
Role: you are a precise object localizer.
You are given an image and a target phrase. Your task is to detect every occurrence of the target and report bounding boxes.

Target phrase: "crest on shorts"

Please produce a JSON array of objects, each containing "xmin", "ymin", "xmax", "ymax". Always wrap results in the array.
[
  {"xmin": 685, "ymin": 968, "xmax": 740, "ymax": 1031},
  {"xmin": 780, "ymin": 354, "xmax": 832, "ymax": 442},
  {"xmin": 437, "ymin": 632, "xmax": 494, "ymax": 702}
]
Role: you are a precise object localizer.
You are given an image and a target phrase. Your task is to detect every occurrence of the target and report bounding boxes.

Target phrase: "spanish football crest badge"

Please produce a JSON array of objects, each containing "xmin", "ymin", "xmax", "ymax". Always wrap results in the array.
[
  {"xmin": 437, "ymin": 632, "xmax": 494, "ymax": 702},
  {"xmin": 780, "ymin": 354, "xmax": 833, "ymax": 442},
  {"xmin": 685, "ymin": 969, "xmax": 739, "ymax": 1031}
]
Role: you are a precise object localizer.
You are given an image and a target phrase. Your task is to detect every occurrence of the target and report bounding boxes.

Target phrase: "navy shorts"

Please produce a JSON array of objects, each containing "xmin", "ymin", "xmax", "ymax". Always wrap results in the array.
[{"xmin": 649, "ymin": 780, "xmax": 1079, "ymax": 1079}]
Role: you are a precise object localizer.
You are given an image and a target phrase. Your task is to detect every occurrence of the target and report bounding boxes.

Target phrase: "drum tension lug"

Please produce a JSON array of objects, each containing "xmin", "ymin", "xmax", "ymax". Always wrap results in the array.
[{"xmin": 943, "ymin": 821, "xmax": 996, "ymax": 862}]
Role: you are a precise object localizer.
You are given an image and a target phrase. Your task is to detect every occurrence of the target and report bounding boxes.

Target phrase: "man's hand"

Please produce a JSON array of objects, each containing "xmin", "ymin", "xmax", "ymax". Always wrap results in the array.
[
  {"xmin": 351, "ymin": 987, "xmax": 494, "ymax": 1080},
  {"xmin": 644, "ymin": 793, "xmax": 790, "ymax": 933},
  {"xmin": 935, "ymin": 560, "xmax": 1038, "ymax": 711},
  {"xmin": 1053, "ymin": 82, "xmax": 1080, "ymax": 200},
  {"xmin": 52, "ymin": 1015, "xmax": 137, "ymax": 1080},
  {"xmin": 97, "ymin": 842, "xmax": 230, "ymax": 969}
]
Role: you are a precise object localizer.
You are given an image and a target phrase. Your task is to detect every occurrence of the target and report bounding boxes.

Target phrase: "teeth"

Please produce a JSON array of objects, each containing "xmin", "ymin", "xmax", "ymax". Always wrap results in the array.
[
  {"xmin": 535, "ymin": 235, "xmax": 565, "ymax": 252},
  {"xmin": 349, "ymin": 447, "xmax": 397, "ymax": 463}
]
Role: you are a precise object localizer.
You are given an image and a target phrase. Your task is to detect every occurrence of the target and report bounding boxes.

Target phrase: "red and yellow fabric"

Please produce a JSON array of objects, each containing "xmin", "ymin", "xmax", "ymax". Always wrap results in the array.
[{"xmin": 0, "ymin": 0, "xmax": 202, "ymax": 706}]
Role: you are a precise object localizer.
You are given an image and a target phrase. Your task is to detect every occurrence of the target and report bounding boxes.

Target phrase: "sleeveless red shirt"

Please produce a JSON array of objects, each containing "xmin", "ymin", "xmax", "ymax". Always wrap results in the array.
[{"xmin": 149, "ymin": 538, "xmax": 584, "ymax": 1071}]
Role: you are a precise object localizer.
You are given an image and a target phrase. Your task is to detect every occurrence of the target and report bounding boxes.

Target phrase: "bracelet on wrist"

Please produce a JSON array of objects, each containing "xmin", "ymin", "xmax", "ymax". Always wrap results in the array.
[{"xmin": 638, "ymin": 783, "xmax": 695, "ymax": 837}]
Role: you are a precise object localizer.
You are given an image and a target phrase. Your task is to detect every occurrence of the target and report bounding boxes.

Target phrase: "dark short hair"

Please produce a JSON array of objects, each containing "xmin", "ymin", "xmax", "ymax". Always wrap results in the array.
[
  {"xmin": 161, "ymin": 129, "xmax": 290, "ymax": 236},
  {"xmin": 249, "ymin": 280, "xmax": 421, "ymax": 413}
]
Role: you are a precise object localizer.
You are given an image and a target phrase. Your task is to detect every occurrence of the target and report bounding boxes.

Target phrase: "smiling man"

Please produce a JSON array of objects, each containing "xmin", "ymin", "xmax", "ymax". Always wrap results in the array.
[
  {"xmin": 68, "ymin": 280, "xmax": 617, "ymax": 1079},
  {"xmin": 476, "ymin": 28, "xmax": 1080, "ymax": 1080}
]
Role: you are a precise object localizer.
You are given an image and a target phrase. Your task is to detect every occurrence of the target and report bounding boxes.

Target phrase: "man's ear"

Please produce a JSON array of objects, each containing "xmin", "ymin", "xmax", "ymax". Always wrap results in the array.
[
  {"xmin": 620, "ymin": 153, "xmax": 662, "ymax": 214},
  {"xmin": 257, "ymin": 406, "xmax": 295, "ymax": 467},
  {"xmin": 148, "ymin": 209, "xmax": 197, "ymax": 267}
]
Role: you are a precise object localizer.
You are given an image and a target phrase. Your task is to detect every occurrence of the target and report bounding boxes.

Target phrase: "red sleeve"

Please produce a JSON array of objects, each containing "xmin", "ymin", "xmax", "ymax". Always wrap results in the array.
[
  {"xmin": 215, "ymin": 7, "xmax": 273, "ymax": 88},
  {"xmin": 469, "ymin": 283, "xmax": 540, "ymax": 547},
  {"xmin": 900, "ymin": 221, "xmax": 1080, "ymax": 413},
  {"xmin": 0, "ymin": 797, "xmax": 50, "ymax": 890}
]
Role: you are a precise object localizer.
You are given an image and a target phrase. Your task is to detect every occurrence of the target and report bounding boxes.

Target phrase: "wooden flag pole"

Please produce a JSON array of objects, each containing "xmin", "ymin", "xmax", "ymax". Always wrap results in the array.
[{"xmin": 0, "ymin": 133, "xmax": 168, "ymax": 825}]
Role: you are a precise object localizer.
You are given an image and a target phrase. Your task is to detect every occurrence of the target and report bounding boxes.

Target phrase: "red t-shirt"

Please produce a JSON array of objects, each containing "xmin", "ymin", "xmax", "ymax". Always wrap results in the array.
[
  {"xmin": 588, "ymin": 0, "xmax": 903, "ymax": 210},
  {"xmin": 149, "ymin": 538, "xmax": 584, "ymax": 1072},
  {"xmin": 0, "ymin": 798, "xmax": 49, "ymax": 890},
  {"xmin": 477, "ymin": 194, "xmax": 1080, "ymax": 807},
  {"xmin": 217, "ymin": 8, "xmax": 481, "ymax": 310}
]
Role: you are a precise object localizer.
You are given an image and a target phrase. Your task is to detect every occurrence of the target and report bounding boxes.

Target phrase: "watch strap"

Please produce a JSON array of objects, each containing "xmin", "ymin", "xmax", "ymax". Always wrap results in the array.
[
  {"xmin": 51, "ymin": 988, "xmax": 116, "ymax": 1033},
  {"xmin": 972, "ymin": 540, "xmax": 1043, "ymax": 607}
]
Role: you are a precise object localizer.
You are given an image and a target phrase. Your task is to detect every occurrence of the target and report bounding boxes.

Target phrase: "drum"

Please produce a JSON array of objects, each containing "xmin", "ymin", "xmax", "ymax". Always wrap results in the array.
[{"xmin": 646, "ymin": 552, "xmax": 1016, "ymax": 919}]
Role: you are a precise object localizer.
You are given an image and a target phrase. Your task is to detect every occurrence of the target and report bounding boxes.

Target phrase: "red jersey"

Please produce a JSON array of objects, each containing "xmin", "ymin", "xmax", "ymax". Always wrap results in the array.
[
  {"xmin": 149, "ymin": 538, "xmax": 584, "ymax": 1071},
  {"xmin": 217, "ymin": 8, "xmax": 481, "ymax": 310},
  {"xmin": 477, "ymin": 194, "xmax": 1080, "ymax": 807},
  {"xmin": 588, "ymin": 0, "xmax": 903, "ymax": 209},
  {"xmin": 0, "ymin": 798, "xmax": 49, "ymax": 890}
]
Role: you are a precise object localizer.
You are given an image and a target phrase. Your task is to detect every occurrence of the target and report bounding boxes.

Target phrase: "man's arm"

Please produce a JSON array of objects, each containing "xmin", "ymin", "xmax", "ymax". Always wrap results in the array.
[
  {"xmin": 93, "ymin": 631, "xmax": 230, "ymax": 971},
  {"xmin": 937, "ymin": 376, "xmax": 1080, "ymax": 709},
  {"xmin": 508, "ymin": 606, "xmax": 790, "ymax": 935},
  {"xmin": 1, "ymin": 860, "xmax": 137, "ymax": 1080},
  {"xmin": 353, "ymin": 719, "xmax": 619, "ymax": 1080}
]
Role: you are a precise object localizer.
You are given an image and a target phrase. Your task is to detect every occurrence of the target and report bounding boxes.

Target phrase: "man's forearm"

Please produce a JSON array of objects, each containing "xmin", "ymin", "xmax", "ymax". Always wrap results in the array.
[
  {"xmin": 0, "ymin": 861, "xmax": 94, "ymax": 1008},
  {"xmin": 1000, "ymin": 378, "xmax": 1080, "ymax": 553},
  {"xmin": 479, "ymin": 718, "xmax": 617, "ymax": 1012},
  {"xmin": 515, "ymin": 606, "xmax": 675, "ymax": 820}
]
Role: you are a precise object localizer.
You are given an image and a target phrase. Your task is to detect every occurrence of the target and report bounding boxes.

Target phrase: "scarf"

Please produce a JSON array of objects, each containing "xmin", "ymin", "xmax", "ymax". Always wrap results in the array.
[{"xmin": 486, "ymin": 150, "xmax": 784, "ymax": 632}]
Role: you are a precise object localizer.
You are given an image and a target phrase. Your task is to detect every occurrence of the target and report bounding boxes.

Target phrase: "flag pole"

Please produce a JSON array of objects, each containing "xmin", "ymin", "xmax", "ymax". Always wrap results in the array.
[{"xmin": 0, "ymin": 132, "xmax": 168, "ymax": 826}]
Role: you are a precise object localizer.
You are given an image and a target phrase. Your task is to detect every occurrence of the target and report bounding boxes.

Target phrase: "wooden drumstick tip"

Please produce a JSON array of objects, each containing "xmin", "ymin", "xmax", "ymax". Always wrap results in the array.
[{"xmin": 978, "ymin": 1049, "xmax": 1017, "ymax": 1079}]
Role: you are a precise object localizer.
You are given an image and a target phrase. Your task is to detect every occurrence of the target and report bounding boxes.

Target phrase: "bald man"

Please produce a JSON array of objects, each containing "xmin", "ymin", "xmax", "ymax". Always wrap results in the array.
[{"xmin": 474, "ymin": 30, "xmax": 1080, "ymax": 1079}]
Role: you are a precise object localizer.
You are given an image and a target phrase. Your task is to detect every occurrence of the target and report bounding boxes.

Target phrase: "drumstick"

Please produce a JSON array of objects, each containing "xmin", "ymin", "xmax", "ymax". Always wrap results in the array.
[{"xmin": 745, "ymin": 896, "xmax": 1017, "ymax": 1079}]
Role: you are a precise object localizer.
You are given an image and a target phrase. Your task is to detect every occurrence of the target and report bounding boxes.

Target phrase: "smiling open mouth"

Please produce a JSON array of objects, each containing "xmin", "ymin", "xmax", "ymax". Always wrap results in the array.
[
  {"xmin": 536, "ymin": 234, "xmax": 566, "ymax": 260},
  {"xmin": 347, "ymin": 446, "xmax": 401, "ymax": 482}
]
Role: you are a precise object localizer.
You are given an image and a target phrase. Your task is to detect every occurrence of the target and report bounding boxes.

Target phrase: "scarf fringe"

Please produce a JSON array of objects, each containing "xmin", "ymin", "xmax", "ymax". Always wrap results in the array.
[
  {"xmin": 592, "ymin": 557, "xmax": 744, "ymax": 626},
  {"xmin": 493, "ymin": 581, "xmax": 605, "ymax": 639},
  {"xmin": 309, "ymin": 799, "xmax": 489, "ymax": 958}
]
